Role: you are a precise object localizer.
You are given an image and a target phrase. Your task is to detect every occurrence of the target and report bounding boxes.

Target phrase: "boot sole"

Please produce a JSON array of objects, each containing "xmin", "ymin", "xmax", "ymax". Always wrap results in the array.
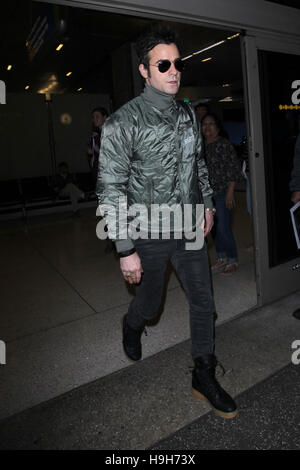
[{"xmin": 192, "ymin": 388, "xmax": 238, "ymax": 419}]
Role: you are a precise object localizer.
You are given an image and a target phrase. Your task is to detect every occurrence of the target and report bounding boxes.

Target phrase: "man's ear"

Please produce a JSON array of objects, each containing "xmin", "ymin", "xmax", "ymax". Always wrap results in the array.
[{"xmin": 139, "ymin": 63, "xmax": 149, "ymax": 80}]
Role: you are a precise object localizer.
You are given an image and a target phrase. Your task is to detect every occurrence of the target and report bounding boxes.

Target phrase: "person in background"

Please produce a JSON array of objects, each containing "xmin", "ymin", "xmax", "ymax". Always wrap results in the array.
[
  {"xmin": 96, "ymin": 26, "xmax": 237, "ymax": 419},
  {"xmin": 194, "ymin": 102, "xmax": 209, "ymax": 123},
  {"xmin": 290, "ymin": 132, "xmax": 300, "ymax": 319},
  {"xmin": 202, "ymin": 113, "xmax": 241, "ymax": 275},
  {"xmin": 87, "ymin": 106, "xmax": 109, "ymax": 184},
  {"xmin": 87, "ymin": 106, "xmax": 114, "ymax": 253},
  {"xmin": 54, "ymin": 162, "xmax": 85, "ymax": 216}
]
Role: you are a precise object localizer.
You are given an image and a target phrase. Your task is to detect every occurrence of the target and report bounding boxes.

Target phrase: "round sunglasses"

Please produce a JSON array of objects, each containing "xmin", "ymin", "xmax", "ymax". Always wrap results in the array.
[{"xmin": 149, "ymin": 58, "xmax": 185, "ymax": 73}]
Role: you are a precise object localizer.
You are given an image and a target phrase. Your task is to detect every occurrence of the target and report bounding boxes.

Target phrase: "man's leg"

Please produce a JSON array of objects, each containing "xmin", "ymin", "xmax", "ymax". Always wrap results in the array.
[
  {"xmin": 171, "ymin": 239, "xmax": 237, "ymax": 419},
  {"xmin": 170, "ymin": 239, "xmax": 215, "ymax": 359},
  {"xmin": 124, "ymin": 239, "xmax": 174, "ymax": 360}
]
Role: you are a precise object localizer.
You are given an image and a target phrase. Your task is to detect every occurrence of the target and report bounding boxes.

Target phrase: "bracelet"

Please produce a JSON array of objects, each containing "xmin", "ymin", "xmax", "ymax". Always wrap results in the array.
[
  {"xmin": 206, "ymin": 207, "xmax": 216, "ymax": 214},
  {"xmin": 119, "ymin": 248, "xmax": 136, "ymax": 258}
]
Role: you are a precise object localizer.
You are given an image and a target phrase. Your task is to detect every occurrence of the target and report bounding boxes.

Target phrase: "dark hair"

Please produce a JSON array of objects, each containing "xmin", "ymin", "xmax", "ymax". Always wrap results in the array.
[
  {"xmin": 201, "ymin": 112, "xmax": 222, "ymax": 129},
  {"xmin": 202, "ymin": 113, "xmax": 229, "ymax": 138},
  {"xmin": 135, "ymin": 25, "xmax": 179, "ymax": 71},
  {"xmin": 195, "ymin": 103, "xmax": 209, "ymax": 112},
  {"xmin": 92, "ymin": 106, "xmax": 109, "ymax": 117}
]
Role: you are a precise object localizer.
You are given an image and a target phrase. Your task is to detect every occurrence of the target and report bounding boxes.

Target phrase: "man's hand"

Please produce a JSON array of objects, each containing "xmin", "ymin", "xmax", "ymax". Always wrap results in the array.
[
  {"xmin": 120, "ymin": 252, "xmax": 143, "ymax": 284},
  {"xmin": 291, "ymin": 191, "xmax": 300, "ymax": 204},
  {"xmin": 204, "ymin": 210, "xmax": 214, "ymax": 237}
]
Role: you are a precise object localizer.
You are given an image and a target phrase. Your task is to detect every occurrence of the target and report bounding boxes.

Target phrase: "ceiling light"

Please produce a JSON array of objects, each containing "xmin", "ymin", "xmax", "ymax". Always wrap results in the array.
[
  {"xmin": 227, "ymin": 33, "xmax": 240, "ymax": 40},
  {"xmin": 37, "ymin": 75, "xmax": 59, "ymax": 94},
  {"xmin": 219, "ymin": 96, "xmax": 233, "ymax": 102},
  {"xmin": 181, "ymin": 33, "xmax": 240, "ymax": 63},
  {"xmin": 202, "ymin": 57, "xmax": 212, "ymax": 63},
  {"xmin": 66, "ymin": 72, "xmax": 72, "ymax": 77},
  {"xmin": 77, "ymin": 87, "xmax": 83, "ymax": 92},
  {"xmin": 7, "ymin": 65, "xmax": 12, "ymax": 71},
  {"xmin": 56, "ymin": 43, "xmax": 64, "ymax": 51},
  {"xmin": 182, "ymin": 40, "xmax": 225, "ymax": 61},
  {"xmin": 25, "ymin": 85, "xmax": 30, "ymax": 90}
]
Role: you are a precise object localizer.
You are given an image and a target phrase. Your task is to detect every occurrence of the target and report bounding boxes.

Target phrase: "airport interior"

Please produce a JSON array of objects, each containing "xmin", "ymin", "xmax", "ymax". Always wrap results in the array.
[{"xmin": 0, "ymin": 0, "xmax": 299, "ymax": 451}]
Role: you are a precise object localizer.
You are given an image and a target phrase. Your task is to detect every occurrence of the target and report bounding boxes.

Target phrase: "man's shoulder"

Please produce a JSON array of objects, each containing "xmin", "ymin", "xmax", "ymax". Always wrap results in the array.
[{"xmin": 107, "ymin": 96, "xmax": 143, "ymax": 124}]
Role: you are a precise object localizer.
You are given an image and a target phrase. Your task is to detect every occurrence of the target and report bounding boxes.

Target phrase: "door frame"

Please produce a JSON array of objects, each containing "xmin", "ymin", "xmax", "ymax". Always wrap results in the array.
[{"xmin": 241, "ymin": 33, "xmax": 300, "ymax": 305}]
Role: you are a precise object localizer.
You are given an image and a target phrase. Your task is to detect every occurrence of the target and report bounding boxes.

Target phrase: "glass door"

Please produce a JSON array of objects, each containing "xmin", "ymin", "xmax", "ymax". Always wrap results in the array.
[{"xmin": 242, "ymin": 34, "xmax": 300, "ymax": 305}]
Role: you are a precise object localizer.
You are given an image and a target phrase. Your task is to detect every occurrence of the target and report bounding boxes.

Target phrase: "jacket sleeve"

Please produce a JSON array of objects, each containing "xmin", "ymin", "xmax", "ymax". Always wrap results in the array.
[
  {"xmin": 193, "ymin": 110, "xmax": 214, "ymax": 209},
  {"xmin": 96, "ymin": 114, "xmax": 134, "ymax": 252},
  {"xmin": 290, "ymin": 133, "xmax": 300, "ymax": 192}
]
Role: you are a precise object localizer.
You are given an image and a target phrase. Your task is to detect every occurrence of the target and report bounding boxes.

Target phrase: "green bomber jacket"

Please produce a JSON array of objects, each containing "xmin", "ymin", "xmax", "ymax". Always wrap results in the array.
[{"xmin": 96, "ymin": 91, "xmax": 213, "ymax": 252}]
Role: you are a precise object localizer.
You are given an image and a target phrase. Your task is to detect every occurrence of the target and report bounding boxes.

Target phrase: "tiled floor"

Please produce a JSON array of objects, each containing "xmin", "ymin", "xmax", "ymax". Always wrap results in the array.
[{"xmin": 0, "ymin": 292, "xmax": 299, "ymax": 449}]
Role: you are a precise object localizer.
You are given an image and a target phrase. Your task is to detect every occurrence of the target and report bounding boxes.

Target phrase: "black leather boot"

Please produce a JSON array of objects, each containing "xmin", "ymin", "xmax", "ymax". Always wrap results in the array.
[
  {"xmin": 122, "ymin": 314, "xmax": 144, "ymax": 361},
  {"xmin": 192, "ymin": 354, "xmax": 238, "ymax": 419}
]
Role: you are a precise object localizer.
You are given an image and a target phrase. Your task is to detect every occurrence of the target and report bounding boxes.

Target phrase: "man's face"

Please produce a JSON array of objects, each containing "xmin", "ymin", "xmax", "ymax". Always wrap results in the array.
[
  {"xmin": 139, "ymin": 43, "xmax": 181, "ymax": 95},
  {"xmin": 92, "ymin": 111, "xmax": 106, "ymax": 128}
]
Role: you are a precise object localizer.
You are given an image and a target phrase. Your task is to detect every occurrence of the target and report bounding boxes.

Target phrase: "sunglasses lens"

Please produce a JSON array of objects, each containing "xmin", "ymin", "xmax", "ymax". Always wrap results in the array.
[
  {"xmin": 157, "ymin": 59, "xmax": 185, "ymax": 73},
  {"xmin": 175, "ymin": 59, "xmax": 185, "ymax": 72},
  {"xmin": 158, "ymin": 60, "xmax": 171, "ymax": 73}
]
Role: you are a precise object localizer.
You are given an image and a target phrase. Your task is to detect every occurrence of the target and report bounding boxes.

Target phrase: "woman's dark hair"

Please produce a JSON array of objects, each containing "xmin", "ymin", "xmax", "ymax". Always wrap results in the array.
[{"xmin": 135, "ymin": 25, "xmax": 179, "ymax": 71}]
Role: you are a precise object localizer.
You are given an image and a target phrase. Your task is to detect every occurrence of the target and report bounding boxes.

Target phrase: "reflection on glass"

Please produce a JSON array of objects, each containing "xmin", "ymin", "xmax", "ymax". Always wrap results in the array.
[{"xmin": 258, "ymin": 50, "xmax": 300, "ymax": 267}]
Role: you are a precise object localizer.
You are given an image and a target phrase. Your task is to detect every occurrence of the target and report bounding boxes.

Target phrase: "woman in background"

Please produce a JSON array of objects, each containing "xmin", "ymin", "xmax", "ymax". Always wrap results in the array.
[{"xmin": 202, "ymin": 113, "xmax": 241, "ymax": 275}]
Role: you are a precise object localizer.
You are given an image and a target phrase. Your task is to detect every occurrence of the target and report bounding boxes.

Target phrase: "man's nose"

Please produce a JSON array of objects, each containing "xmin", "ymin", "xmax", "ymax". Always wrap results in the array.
[{"xmin": 168, "ymin": 62, "xmax": 178, "ymax": 75}]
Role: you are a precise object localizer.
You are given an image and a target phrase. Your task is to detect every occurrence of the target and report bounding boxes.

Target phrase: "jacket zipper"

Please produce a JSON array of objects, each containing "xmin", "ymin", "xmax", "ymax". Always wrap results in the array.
[{"xmin": 174, "ymin": 119, "xmax": 185, "ymax": 203}]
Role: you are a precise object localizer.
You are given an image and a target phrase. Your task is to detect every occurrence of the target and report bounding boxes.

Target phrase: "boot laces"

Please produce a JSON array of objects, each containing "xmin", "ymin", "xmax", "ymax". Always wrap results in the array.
[{"xmin": 190, "ymin": 359, "xmax": 227, "ymax": 376}]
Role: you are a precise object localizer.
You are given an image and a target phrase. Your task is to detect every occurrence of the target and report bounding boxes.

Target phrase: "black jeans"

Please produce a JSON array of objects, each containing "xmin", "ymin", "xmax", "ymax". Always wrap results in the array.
[{"xmin": 127, "ymin": 237, "xmax": 215, "ymax": 359}]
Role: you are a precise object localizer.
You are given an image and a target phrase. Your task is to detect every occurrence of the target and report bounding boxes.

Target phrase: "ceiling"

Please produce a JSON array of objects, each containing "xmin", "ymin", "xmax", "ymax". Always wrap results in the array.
[{"xmin": 0, "ymin": 1, "xmax": 244, "ymax": 107}]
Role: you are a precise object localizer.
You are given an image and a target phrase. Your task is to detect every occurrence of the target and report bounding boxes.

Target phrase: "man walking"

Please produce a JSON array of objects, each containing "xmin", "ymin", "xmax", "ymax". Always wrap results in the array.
[{"xmin": 96, "ymin": 26, "xmax": 237, "ymax": 419}]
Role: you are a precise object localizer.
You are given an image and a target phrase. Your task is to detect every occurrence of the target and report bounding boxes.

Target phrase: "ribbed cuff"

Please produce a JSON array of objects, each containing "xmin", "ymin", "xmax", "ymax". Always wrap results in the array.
[
  {"xmin": 114, "ymin": 238, "xmax": 135, "ymax": 253},
  {"xmin": 203, "ymin": 196, "xmax": 214, "ymax": 210},
  {"xmin": 119, "ymin": 248, "xmax": 136, "ymax": 258}
]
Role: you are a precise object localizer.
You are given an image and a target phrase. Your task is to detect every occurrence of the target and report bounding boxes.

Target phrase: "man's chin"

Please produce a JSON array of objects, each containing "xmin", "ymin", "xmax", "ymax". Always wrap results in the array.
[{"xmin": 165, "ymin": 84, "xmax": 180, "ymax": 95}]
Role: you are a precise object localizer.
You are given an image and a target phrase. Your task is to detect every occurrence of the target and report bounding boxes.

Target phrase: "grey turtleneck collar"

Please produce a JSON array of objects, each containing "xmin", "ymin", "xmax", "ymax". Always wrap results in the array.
[{"xmin": 141, "ymin": 84, "xmax": 176, "ymax": 112}]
